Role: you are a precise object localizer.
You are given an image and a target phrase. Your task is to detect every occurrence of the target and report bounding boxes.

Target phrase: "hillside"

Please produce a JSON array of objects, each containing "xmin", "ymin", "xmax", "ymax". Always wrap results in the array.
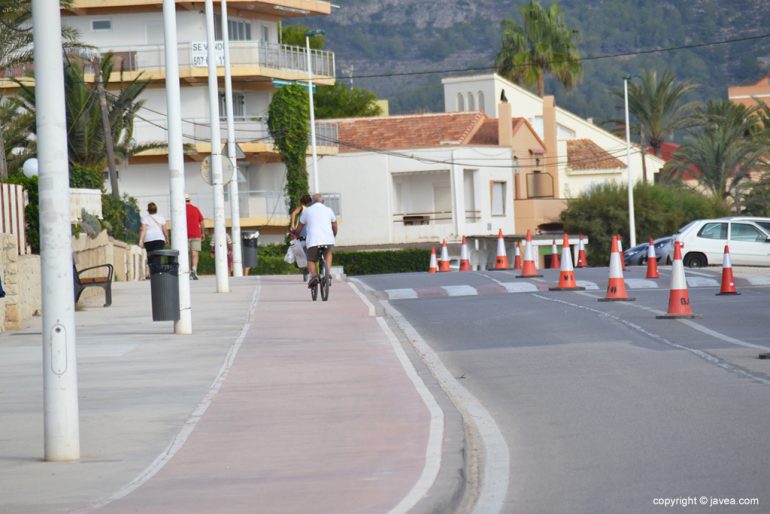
[{"xmin": 300, "ymin": 0, "xmax": 770, "ymax": 125}]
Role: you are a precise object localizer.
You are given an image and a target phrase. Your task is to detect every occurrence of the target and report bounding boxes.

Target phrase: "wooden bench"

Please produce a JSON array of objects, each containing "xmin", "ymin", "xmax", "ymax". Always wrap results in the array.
[{"xmin": 74, "ymin": 264, "xmax": 113, "ymax": 307}]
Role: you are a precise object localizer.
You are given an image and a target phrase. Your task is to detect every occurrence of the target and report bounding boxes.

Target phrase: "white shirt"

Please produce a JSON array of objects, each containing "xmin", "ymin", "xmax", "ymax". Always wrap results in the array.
[
  {"xmin": 141, "ymin": 214, "xmax": 166, "ymax": 242},
  {"xmin": 299, "ymin": 203, "xmax": 336, "ymax": 248}
]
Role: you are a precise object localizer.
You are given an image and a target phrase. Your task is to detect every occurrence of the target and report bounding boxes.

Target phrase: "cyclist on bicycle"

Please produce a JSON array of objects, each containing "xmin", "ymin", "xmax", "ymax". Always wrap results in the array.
[{"xmin": 294, "ymin": 193, "xmax": 337, "ymax": 288}]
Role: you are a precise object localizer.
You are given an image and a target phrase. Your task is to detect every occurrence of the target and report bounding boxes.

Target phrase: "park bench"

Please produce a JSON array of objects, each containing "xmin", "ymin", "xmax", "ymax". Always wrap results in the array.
[{"xmin": 74, "ymin": 264, "xmax": 113, "ymax": 307}]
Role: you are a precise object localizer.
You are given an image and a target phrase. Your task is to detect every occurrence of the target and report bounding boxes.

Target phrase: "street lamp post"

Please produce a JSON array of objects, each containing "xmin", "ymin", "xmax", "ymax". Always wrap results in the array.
[
  {"xmin": 306, "ymin": 29, "xmax": 324, "ymax": 194},
  {"xmin": 623, "ymin": 75, "xmax": 637, "ymax": 248}
]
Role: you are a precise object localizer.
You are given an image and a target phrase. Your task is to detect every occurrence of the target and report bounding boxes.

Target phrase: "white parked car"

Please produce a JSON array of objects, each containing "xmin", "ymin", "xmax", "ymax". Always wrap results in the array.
[{"xmin": 674, "ymin": 217, "xmax": 770, "ymax": 267}]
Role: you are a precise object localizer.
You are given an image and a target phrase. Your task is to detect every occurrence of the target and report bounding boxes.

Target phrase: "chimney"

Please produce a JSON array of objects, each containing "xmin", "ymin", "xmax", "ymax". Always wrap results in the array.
[
  {"xmin": 498, "ymin": 101, "xmax": 513, "ymax": 147},
  {"xmin": 542, "ymin": 95, "xmax": 559, "ymax": 197}
]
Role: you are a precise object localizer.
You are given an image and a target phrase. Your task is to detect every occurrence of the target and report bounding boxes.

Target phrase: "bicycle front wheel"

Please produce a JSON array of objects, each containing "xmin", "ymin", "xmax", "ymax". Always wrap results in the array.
[{"xmin": 320, "ymin": 261, "xmax": 330, "ymax": 302}]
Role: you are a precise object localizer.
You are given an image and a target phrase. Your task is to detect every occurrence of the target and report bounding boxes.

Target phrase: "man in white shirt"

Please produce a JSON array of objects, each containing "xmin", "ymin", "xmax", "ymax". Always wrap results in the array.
[{"xmin": 295, "ymin": 195, "xmax": 337, "ymax": 288}]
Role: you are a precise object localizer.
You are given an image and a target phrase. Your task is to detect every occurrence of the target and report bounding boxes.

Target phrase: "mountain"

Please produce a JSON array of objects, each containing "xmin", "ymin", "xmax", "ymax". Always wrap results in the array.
[{"xmin": 300, "ymin": 0, "xmax": 770, "ymax": 126}]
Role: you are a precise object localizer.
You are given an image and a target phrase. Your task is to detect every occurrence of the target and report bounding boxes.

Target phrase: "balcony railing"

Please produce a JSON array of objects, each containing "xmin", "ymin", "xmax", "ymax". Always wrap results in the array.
[
  {"xmin": 90, "ymin": 41, "xmax": 335, "ymax": 78},
  {"xmin": 132, "ymin": 117, "xmax": 338, "ymax": 150}
]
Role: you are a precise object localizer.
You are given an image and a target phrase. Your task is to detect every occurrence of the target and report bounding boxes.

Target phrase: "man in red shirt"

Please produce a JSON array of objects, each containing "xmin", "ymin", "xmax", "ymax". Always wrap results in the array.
[{"xmin": 185, "ymin": 194, "xmax": 205, "ymax": 280}]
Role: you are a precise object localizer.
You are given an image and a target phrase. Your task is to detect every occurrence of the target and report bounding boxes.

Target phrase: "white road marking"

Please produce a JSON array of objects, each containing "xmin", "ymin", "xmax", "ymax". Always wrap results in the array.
[
  {"xmin": 442, "ymin": 285, "xmax": 479, "ymax": 297},
  {"xmin": 386, "ymin": 288, "xmax": 419, "ymax": 300},
  {"xmin": 576, "ymin": 280, "xmax": 600, "ymax": 290},
  {"xmin": 377, "ymin": 316, "xmax": 445, "ymax": 514},
  {"xmin": 686, "ymin": 276, "xmax": 720, "ymax": 287},
  {"xmin": 383, "ymin": 303, "xmax": 510, "ymax": 514},
  {"xmin": 624, "ymin": 278, "xmax": 659, "ymax": 289},
  {"xmin": 744, "ymin": 275, "xmax": 770, "ymax": 285},
  {"xmin": 499, "ymin": 282, "xmax": 539, "ymax": 293}
]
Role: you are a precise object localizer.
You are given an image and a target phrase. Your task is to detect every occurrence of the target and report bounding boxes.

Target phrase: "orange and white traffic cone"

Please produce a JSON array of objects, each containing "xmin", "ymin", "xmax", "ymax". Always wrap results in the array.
[
  {"xmin": 513, "ymin": 242, "xmax": 522, "ymax": 270},
  {"xmin": 550, "ymin": 233, "xmax": 585, "ymax": 291},
  {"xmin": 657, "ymin": 241, "xmax": 697, "ymax": 318},
  {"xmin": 716, "ymin": 245, "xmax": 739, "ymax": 296},
  {"xmin": 517, "ymin": 229, "xmax": 543, "ymax": 278},
  {"xmin": 617, "ymin": 234, "xmax": 628, "ymax": 271},
  {"xmin": 576, "ymin": 234, "xmax": 588, "ymax": 268},
  {"xmin": 645, "ymin": 237, "xmax": 660, "ymax": 279},
  {"xmin": 459, "ymin": 236, "xmax": 472, "ymax": 271},
  {"xmin": 599, "ymin": 235, "xmax": 635, "ymax": 302},
  {"xmin": 428, "ymin": 247, "xmax": 438, "ymax": 273},
  {"xmin": 550, "ymin": 240, "xmax": 560, "ymax": 269},
  {"xmin": 439, "ymin": 240, "xmax": 452, "ymax": 272},
  {"xmin": 494, "ymin": 229, "xmax": 508, "ymax": 269}
]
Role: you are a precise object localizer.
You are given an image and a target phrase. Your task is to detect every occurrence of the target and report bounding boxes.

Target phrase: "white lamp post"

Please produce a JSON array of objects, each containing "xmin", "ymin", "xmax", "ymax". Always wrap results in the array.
[
  {"xmin": 306, "ymin": 29, "xmax": 324, "ymax": 194},
  {"xmin": 623, "ymin": 75, "xmax": 637, "ymax": 248}
]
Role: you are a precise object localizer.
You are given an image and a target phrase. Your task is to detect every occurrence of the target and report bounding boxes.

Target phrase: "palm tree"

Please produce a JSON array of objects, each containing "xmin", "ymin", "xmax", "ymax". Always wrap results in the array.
[
  {"xmin": 666, "ymin": 100, "xmax": 769, "ymax": 211},
  {"xmin": 495, "ymin": 1, "xmax": 581, "ymax": 97},
  {"xmin": 13, "ymin": 55, "xmax": 162, "ymax": 193}
]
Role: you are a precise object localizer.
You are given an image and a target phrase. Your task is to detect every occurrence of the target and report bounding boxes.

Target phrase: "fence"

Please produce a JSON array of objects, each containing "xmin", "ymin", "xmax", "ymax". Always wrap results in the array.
[{"xmin": 0, "ymin": 183, "xmax": 28, "ymax": 255}]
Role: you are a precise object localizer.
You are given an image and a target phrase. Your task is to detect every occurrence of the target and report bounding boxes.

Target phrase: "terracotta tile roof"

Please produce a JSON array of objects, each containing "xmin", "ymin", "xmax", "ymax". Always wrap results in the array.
[
  {"xmin": 567, "ymin": 139, "xmax": 624, "ymax": 170},
  {"xmin": 468, "ymin": 118, "xmax": 527, "ymax": 145},
  {"xmin": 333, "ymin": 112, "xmax": 486, "ymax": 153}
]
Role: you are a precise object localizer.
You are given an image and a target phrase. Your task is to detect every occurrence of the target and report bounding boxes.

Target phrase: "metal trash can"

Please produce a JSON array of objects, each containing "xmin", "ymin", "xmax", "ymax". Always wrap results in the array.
[
  {"xmin": 148, "ymin": 249, "xmax": 180, "ymax": 322},
  {"xmin": 241, "ymin": 230, "xmax": 259, "ymax": 269}
]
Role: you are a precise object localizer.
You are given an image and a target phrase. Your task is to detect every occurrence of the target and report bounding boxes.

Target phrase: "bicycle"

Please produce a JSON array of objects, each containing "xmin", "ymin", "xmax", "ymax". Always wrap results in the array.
[{"xmin": 310, "ymin": 245, "xmax": 331, "ymax": 302}]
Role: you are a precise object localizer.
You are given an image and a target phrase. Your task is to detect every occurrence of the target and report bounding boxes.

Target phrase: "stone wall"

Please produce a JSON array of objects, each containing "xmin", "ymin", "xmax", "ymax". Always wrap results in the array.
[
  {"xmin": 72, "ymin": 230, "xmax": 145, "ymax": 282},
  {"xmin": 0, "ymin": 233, "xmax": 41, "ymax": 331}
]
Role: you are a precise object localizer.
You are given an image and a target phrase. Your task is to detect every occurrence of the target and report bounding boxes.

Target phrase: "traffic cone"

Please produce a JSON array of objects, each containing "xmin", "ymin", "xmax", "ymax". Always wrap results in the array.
[
  {"xmin": 517, "ymin": 229, "xmax": 543, "ymax": 278},
  {"xmin": 617, "ymin": 234, "xmax": 627, "ymax": 271},
  {"xmin": 439, "ymin": 240, "xmax": 452, "ymax": 272},
  {"xmin": 645, "ymin": 237, "xmax": 659, "ymax": 279},
  {"xmin": 494, "ymin": 229, "xmax": 508, "ymax": 269},
  {"xmin": 657, "ymin": 241, "xmax": 697, "ymax": 318},
  {"xmin": 550, "ymin": 233, "xmax": 585, "ymax": 291},
  {"xmin": 550, "ymin": 240, "xmax": 560, "ymax": 269},
  {"xmin": 459, "ymin": 236, "xmax": 472, "ymax": 271},
  {"xmin": 576, "ymin": 234, "xmax": 588, "ymax": 268},
  {"xmin": 428, "ymin": 247, "xmax": 438, "ymax": 273},
  {"xmin": 716, "ymin": 245, "xmax": 739, "ymax": 296},
  {"xmin": 513, "ymin": 242, "xmax": 522, "ymax": 270},
  {"xmin": 599, "ymin": 235, "xmax": 635, "ymax": 301}
]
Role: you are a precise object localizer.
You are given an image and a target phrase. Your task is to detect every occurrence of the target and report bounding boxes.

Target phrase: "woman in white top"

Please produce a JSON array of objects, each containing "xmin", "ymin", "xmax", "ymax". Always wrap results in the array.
[{"xmin": 138, "ymin": 202, "xmax": 169, "ymax": 268}]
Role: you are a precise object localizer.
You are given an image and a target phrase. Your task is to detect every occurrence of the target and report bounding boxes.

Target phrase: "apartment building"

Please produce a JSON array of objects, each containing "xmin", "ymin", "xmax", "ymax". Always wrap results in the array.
[{"xmin": 59, "ymin": 0, "xmax": 338, "ymax": 242}]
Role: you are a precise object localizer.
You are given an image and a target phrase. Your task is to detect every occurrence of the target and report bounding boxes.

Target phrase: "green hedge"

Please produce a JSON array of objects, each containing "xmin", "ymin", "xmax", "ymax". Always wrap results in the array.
[
  {"xmin": 335, "ymin": 249, "xmax": 431, "ymax": 275},
  {"xmin": 198, "ymin": 242, "xmax": 431, "ymax": 276}
]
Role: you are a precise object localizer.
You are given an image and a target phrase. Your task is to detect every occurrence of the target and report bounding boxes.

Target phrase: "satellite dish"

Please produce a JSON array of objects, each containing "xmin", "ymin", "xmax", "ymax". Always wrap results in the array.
[{"xmin": 200, "ymin": 155, "xmax": 235, "ymax": 185}]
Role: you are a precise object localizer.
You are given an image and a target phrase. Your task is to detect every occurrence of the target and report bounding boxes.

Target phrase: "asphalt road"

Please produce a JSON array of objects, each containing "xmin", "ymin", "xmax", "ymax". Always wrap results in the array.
[{"xmin": 358, "ymin": 266, "xmax": 770, "ymax": 514}]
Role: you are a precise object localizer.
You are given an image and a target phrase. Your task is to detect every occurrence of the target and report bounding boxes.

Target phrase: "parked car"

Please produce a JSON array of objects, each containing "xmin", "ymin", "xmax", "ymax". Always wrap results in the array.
[
  {"xmin": 674, "ymin": 217, "xmax": 770, "ymax": 267},
  {"xmin": 623, "ymin": 236, "xmax": 674, "ymax": 266}
]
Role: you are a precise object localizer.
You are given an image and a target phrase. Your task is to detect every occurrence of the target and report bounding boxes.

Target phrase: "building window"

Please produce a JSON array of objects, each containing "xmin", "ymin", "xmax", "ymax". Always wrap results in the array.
[
  {"xmin": 214, "ymin": 15, "xmax": 252, "ymax": 41},
  {"xmin": 218, "ymin": 92, "xmax": 245, "ymax": 118},
  {"xmin": 261, "ymin": 25, "xmax": 269, "ymax": 43},
  {"xmin": 91, "ymin": 19, "xmax": 112, "ymax": 31},
  {"xmin": 457, "ymin": 93, "xmax": 465, "ymax": 111},
  {"xmin": 477, "ymin": 91, "xmax": 485, "ymax": 113},
  {"xmin": 467, "ymin": 92, "xmax": 475, "ymax": 111},
  {"xmin": 491, "ymin": 181, "xmax": 506, "ymax": 216}
]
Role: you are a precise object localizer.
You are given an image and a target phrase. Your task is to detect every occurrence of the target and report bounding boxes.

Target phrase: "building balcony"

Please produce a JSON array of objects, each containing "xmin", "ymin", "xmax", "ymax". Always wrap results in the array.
[
  {"xmin": 131, "ymin": 117, "xmax": 338, "ymax": 159},
  {"xmin": 64, "ymin": 0, "xmax": 332, "ymax": 18},
  {"xmin": 92, "ymin": 41, "xmax": 335, "ymax": 85},
  {"xmin": 0, "ymin": 41, "xmax": 335, "ymax": 90}
]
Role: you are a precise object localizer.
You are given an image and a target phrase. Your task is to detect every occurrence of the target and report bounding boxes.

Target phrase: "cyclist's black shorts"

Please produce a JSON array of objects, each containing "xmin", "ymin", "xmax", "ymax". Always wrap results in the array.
[{"xmin": 306, "ymin": 245, "xmax": 334, "ymax": 262}]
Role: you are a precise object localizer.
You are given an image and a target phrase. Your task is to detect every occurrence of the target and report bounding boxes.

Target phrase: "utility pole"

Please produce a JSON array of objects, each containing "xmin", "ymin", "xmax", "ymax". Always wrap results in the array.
[
  {"xmin": 204, "ymin": 0, "xmax": 229, "ymax": 292},
  {"xmin": 93, "ymin": 57, "xmax": 120, "ymax": 199},
  {"xmin": 221, "ymin": 0, "xmax": 243, "ymax": 277},
  {"xmin": 162, "ymin": 0, "xmax": 192, "ymax": 333},
  {"xmin": 32, "ymin": 0, "xmax": 80, "ymax": 461}
]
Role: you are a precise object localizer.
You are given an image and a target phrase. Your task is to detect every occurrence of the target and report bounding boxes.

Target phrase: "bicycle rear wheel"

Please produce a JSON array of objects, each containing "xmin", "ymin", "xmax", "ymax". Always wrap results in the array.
[{"xmin": 320, "ymin": 259, "xmax": 330, "ymax": 301}]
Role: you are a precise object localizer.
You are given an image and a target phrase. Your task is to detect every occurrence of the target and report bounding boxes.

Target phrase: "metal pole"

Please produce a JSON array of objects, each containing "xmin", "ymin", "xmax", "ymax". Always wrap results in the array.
[
  {"xmin": 306, "ymin": 35, "xmax": 319, "ymax": 193},
  {"xmin": 624, "ymin": 77, "xmax": 637, "ymax": 248},
  {"xmin": 32, "ymin": 0, "xmax": 80, "ymax": 461},
  {"xmin": 163, "ymin": 0, "xmax": 192, "ymax": 333},
  {"xmin": 221, "ymin": 0, "xmax": 243, "ymax": 277},
  {"xmin": 204, "ymin": 0, "xmax": 229, "ymax": 292}
]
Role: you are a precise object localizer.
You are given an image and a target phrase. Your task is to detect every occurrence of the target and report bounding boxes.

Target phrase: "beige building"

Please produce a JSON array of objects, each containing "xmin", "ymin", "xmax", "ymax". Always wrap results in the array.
[{"xmin": 728, "ymin": 75, "xmax": 770, "ymax": 109}]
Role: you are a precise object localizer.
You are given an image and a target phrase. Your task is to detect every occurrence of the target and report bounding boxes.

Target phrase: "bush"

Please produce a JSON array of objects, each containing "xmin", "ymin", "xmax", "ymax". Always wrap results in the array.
[
  {"xmin": 102, "ymin": 193, "xmax": 141, "ymax": 244},
  {"xmin": 70, "ymin": 165, "xmax": 103, "ymax": 189},
  {"xmin": 335, "ymin": 248, "xmax": 431, "ymax": 275},
  {"xmin": 198, "ymin": 241, "xmax": 300, "ymax": 276},
  {"xmin": 561, "ymin": 183, "xmax": 726, "ymax": 266}
]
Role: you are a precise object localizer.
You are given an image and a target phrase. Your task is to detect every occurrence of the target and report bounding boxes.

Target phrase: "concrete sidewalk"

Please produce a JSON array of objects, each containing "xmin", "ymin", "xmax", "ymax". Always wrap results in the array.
[{"xmin": 0, "ymin": 275, "xmax": 444, "ymax": 514}]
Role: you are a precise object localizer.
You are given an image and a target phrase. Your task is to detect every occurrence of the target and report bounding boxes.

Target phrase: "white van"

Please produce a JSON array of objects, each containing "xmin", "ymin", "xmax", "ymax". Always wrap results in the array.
[{"xmin": 674, "ymin": 217, "xmax": 770, "ymax": 267}]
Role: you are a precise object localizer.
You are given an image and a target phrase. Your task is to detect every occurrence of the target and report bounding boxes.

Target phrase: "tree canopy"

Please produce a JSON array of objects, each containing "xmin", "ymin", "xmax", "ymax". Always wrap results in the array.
[{"xmin": 314, "ymin": 83, "xmax": 382, "ymax": 119}]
